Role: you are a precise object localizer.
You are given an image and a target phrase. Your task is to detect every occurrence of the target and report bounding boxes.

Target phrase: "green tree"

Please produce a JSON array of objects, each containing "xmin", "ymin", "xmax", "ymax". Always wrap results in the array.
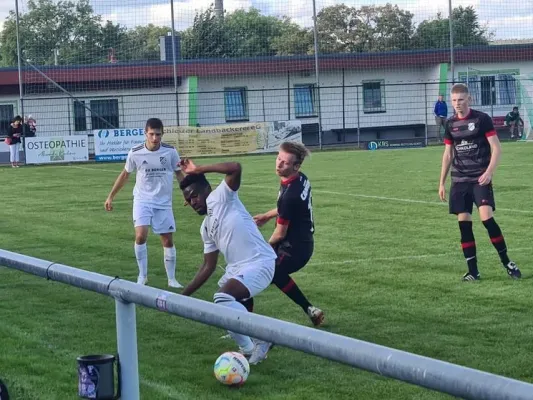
[
  {"xmin": 181, "ymin": 7, "xmax": 227, "ymax": 59},
  {"xmin": 413, "ymin": 6, "xmax": 492, "ymax": 49},
  {"xmin": 0, "ymin": 0, "xmax": 164, "ymax": 66},
  {"xmin": 124, "ymin": 24, "xmax": 170, "ymax": 61},
  {"xmin": 181, "ymin": 7, "xmax": 313, "ymax": 58},
  {"xmin": 271, "ymin": 18, "xmax": 313, "ymax": 56},
  {"xmin": 0, "ymin": 13, "xmax": 19, "ymax": 67},
  {"xmin": 316, "ymin": 3, "xmax": 415, "ymax": 53}
]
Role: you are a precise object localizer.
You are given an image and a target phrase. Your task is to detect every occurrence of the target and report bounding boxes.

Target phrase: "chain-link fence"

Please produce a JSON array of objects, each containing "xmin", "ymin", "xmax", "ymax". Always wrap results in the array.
[{"xmin": 1, "ymin": 0, "xmax": 532, "ymax": 147}]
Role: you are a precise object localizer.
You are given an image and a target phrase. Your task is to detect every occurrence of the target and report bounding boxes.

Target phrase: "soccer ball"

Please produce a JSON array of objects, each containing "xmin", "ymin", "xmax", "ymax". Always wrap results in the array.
[{"xmin": 213, "ymin": 351, "xmax": 250, "ymax": 386}]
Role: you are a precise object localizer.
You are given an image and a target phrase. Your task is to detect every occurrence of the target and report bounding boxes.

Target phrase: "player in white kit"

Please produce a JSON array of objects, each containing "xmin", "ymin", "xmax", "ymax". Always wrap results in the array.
[
  {"xmin": 105, "ymin": 118, "xmax": 184, "ymax": 288},
  {"xmin": 179, "ymin": 159, "xmax": 276, "ymax": 365}
]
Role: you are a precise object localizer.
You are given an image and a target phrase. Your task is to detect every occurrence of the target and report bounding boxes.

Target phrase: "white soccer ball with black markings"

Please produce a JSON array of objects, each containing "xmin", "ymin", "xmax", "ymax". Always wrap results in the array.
[{"xmin": 213, "ymin": 351, "xmax": 250, "ymax": 386}]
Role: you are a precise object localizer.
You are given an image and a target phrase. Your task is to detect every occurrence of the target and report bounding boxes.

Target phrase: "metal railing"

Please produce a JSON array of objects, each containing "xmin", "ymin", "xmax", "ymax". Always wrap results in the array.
[{"xmin": 1, "ymin": 248, "xmax": 533, "ymax": 400}]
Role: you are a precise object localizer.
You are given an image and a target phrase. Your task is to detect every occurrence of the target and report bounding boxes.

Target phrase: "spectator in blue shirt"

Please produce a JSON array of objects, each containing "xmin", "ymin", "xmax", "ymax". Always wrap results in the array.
[{"xmin": 434, "ymin": 95, "xmax": 448, "ymax": 142}]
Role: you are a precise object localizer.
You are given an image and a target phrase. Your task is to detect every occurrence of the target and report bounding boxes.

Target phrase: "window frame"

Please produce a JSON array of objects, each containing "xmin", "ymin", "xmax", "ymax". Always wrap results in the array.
[
  {"xmin": 362, "ymin": 79, "xmax": 386, "ymax": 114},
  {"xmin": 0, "ymin": 102, "xmax": 16, "ymax": 138},
  {"xmin": 224, "ymin": 87, "xmax": 249, "ymax": 122},
  {"xmin": 294, "ymin": 84, "xmax": 317, "ymax": 118}
]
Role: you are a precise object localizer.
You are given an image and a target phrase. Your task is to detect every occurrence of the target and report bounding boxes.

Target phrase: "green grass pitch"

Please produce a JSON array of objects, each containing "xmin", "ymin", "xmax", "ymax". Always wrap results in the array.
[{"xmin": 0, "ymin": 143, "xmax": 532, "ymax": 399}]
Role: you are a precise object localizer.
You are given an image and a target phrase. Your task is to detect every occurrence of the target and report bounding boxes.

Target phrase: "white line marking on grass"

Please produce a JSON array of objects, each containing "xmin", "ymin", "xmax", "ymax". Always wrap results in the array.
[
  {"xmin": 247, "ymin": 185, "xmax": 533, "ymax": 215},
  {"xmin": 309, "ymin": 247, "xmax": 531, "ymax": 266},
  {"xmin": 66, "ymin": 166, "xmax": 533, "ymax": 214},
  {"xmin": 70, "ymin": 165, "xmax": 121, "ymax": 173}
]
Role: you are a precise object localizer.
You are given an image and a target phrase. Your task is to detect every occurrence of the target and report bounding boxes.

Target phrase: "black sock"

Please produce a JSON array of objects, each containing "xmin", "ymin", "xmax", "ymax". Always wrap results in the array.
[
  {"xmin": 239, "ymin": 298, "xmax": 254, "ymax": 313},
  {"xmin": 459, "ymin": 221, "xmax": 479, "ymax": 275},
  {"xmin": 274, "ymin": 276, "xmax": 312, "ymax": 313},
  {"xmin": 482, "ymin": 218, "xmax": 511, "ymax": 266}
]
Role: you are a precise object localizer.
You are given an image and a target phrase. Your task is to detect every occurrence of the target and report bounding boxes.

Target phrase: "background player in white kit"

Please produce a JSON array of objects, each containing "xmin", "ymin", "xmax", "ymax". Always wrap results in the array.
[
  {"xmin": 179, "ymin": 159, "xmax": 276, "ymax": 365},
  {"xmin": 105, "ymin": 118, "xmax": 184, "ymax": 288}
]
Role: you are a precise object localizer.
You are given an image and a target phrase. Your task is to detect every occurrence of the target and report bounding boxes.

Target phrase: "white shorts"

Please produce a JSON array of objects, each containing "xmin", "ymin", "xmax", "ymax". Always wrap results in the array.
[
  {"xmin": 133, "ymin": 203, "xmax": 176, "ymax": 234},
  {"xmin": 217, "ymin": 260, "xmax": 275, "ymax": 298}
]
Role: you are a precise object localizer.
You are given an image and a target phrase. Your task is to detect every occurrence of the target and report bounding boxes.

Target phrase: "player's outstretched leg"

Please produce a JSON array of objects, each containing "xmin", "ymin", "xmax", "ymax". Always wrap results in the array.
[
  {"xmin": 482, "ymin": 218, "xmax": 521, "ymax": 279},
  {"xmin": 214, "ymin": 292, "xmax": 255, "ymax": 353},
  {"xmin": 273, "ymin": 272, "xmax": 324, "ymax": 326},
  {"xmin": 458, "ymin": 220, "xmax": 480, "ymax": 281},
  {"xmin": 216, "ymin": 278, "xmax": 273, "ymax": 365},
  {"xmin": 134, "ymin": 226, "xmax": 149, "ymax": 285}
]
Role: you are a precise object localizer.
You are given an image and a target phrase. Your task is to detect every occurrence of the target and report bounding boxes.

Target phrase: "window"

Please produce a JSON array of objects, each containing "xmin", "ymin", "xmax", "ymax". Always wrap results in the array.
[
  {"xmin": 73, "ymin": 101, "xmax": 87, "ymax": 131},
  {"xmin": 224, "ymin": 88, "xmax": 248, "ymax": 121},
  {"xmin": 294, "ymin": 84, "xmax": 316, "ymax": 117},
  {"xmin": 0, "ymin": 104, "xmax": 14, "ymax": 137},
  {"xmin": 460, "ymin": 72, "xmax": 517, "ymax": 106},
  {"xmin": 90, "ymin": 99, "xmax": 119, "ymax": 129},
  {"xmin": 363, "ymin": 80, "xmax": 386, "ymax": 113}
]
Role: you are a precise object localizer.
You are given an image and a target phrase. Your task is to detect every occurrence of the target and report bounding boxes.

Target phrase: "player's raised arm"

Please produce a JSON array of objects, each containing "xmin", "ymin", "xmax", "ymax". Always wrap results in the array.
[
  {"xmin": 180, "ymin": 159, "xmax": 242, "ymax": 191},
  {"xmin": 181, "ymin": 250, "xmax": 219, "ymax": 296}
]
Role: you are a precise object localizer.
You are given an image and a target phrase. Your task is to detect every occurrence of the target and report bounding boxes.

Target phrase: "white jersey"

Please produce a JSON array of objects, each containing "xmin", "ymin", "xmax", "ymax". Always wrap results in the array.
[
  {"xmin": 124, "ymin": 142, "xmax": 181, "ymax": 209},
  {"xmin": 200, "ymin": 179, "xmax": 276, "ymax": 273}
]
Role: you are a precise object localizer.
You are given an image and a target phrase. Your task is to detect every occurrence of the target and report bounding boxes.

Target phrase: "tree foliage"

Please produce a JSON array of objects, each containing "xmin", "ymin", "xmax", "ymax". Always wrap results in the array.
[{"xmin": 0, "ymin": 1, "xmax": 493, "ymax": 67}]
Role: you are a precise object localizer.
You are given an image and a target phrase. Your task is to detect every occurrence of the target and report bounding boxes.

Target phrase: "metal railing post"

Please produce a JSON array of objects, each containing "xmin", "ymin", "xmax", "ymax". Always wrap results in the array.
[{"xmin": 115, "ymin": 298, "xmax": 140, "ymax": 400}]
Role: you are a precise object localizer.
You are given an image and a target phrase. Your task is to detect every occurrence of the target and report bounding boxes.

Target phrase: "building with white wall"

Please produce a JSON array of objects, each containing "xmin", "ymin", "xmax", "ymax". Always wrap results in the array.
[{"xmin": 0, "ymin": 43, "xmax": 532, "ymax": 146}]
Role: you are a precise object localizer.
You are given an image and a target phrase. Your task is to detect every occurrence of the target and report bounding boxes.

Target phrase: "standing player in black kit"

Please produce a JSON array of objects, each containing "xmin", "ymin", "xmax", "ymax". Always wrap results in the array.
[
  {"xmin": 439, "ymin": 83, "xmax": 521, "ymax": 281},
  {"xmin": 254, "ymin": 142, "xmax": 324, "ymax": 326}
]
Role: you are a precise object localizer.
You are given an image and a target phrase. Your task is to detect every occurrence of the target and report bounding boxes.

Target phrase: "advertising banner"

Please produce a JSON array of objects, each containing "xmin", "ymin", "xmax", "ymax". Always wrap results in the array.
[
  {"xmin": 25, "ymin": 136, "xmax": 89, "ymax": 164},
  {"xmin": 365, "ymin": 138, "xmax": 426, "ymax": 151},
  {"xmin": 93, "ymin": 121, "xmax": 303, "ymax": 161},
  {"xmin": 164, "ymin": 120, "xmax": 302, "ymax": 157},
  {"xmin": 93, "ymin": 128, "xmax": 145, "ymax": 162}
]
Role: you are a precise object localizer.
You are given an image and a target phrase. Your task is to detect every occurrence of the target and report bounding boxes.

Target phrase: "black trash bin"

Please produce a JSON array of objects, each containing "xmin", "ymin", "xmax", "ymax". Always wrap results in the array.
[
  {"xmin": 0, "ymin": 379, "xmax": 9, "ymax": 400},
  {"xmin": 77, "ymin": 354, "xmax": 120, "ymax": 399}
]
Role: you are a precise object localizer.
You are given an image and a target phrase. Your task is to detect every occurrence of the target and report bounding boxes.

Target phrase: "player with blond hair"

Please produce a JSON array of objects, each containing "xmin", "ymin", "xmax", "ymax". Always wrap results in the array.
[
  {"xmin": 439, "ymin": 84, "xmax": 521, "ymax": 281},
  {"xmin": 254, "ymin": 141, "xmax": 324, "ymax": 326}
]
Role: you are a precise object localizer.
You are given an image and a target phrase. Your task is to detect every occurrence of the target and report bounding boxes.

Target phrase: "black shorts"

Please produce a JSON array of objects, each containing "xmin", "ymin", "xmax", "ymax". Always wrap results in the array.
[
  {"xmin": 449, "ymin": 182, "xmax": 495, "ymax": 215},
  {"xmin": 274, "ymin": 241, "xmax": 314, "ymax": 277}
]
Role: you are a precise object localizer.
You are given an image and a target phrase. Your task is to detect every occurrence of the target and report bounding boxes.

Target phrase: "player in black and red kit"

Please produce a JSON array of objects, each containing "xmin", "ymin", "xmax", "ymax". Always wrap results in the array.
[
  {"xmin": 254, "ymin": 141, "xmax": 324, "ymax": 326},
  {"xmin": 439, "ymin": 83, "xmax": 521, "ymax": 281}
]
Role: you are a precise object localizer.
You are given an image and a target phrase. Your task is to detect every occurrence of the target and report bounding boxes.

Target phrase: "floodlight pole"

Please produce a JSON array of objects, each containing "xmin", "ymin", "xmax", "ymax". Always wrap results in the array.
[
  {"xmin": 15, "ymin": 0, "xmax": 26, "ymax": 159},
  {"xmin": 312, "ymin": 0, "xmax": 323, "ymax": 149},
  {"xmin": 448, "ymin": 0, "xmax": 454, "ymax": 84},
  {"xmin": 170, "ymin": 0, "xmax": 180, "ymax": 126}
]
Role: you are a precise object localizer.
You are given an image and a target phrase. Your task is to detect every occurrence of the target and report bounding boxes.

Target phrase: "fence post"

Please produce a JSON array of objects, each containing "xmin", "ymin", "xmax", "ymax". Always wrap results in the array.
[
  {"xmin": 287, "ymin": 72, "xmax": 291, "ymax": 120},
  {"xmin": 490, "ymin": 80, "xmax": 494, "ymax": 118},
  {"xmin": 67, "ymin": 98, "xmax": 72, "ymax": 136},
  {"xmin": 356, "ymin": 85, "xmax": 361, "ymax": 148},
  {"xmin": 342, "ymin": 69, "xmax": 346, "ymax": 143},
  {"xmin": 262, "ymin": 89, "xmax": 266, "ymax": 122},
  {"xmin": 115, "ymin": 298, "xmax": 140, "ymax": 400},
  {"xmin": 424, "ymin": 83, "xmax": 428, "ymax": 146}
]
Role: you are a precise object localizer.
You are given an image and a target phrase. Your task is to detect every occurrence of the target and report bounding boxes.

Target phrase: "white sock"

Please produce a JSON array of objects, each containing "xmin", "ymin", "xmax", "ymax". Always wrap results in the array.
[
  {"xmin": 134, "ymin": 243, "xmax": 148, "ymax": 278},
  {"xmin": 164, "ymin": 246, "xmax": 176, "ymax": 280},
  {"xmin": 213, "ymin": 293, "xmax": 254, "ymax": 353}
]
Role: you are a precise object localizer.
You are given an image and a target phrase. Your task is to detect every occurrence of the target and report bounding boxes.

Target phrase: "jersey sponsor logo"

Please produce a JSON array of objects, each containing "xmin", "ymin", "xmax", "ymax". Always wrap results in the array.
[
  {"xmin": 455, "ymin": 139, "xmax": 478, "ymax": 152},
  {"xmin": 142, "ymin": 160, "xmax": 148, "ymax": 165},
  {"xmin": 209, "ymin": 217, "xmax": 219, "ymax": 237},
  {"xmin": 468, "ymin": 122, "xmax": 476, "ymax": 131},
  {"xmin": 300, "ymin": 178, "xmax": 311, "ymax": 201}
]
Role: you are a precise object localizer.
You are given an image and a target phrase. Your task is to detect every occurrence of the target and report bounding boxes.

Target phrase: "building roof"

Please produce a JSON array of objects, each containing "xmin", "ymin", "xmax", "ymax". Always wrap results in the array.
[{"xmin": 0, "ymin": 44, "xmax": 532, "ymax": 87}]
